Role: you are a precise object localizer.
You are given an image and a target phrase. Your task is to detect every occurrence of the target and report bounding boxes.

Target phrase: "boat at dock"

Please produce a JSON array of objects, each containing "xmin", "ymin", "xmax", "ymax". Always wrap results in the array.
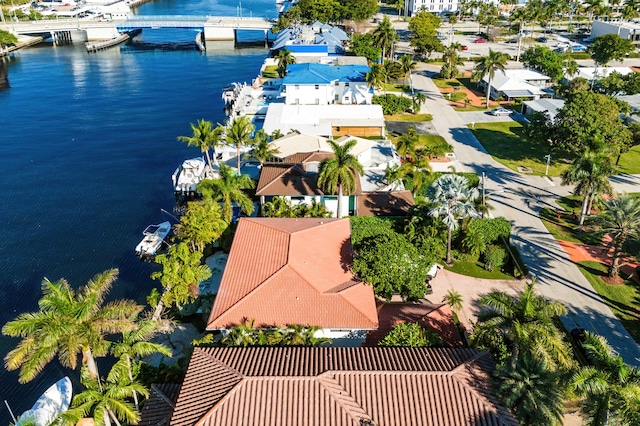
[
  {"xmin": 172, "ymin": 157, "xmax": 215, "ymax": 195},
  {"xmin": 135, "ymin": 221, "xmax": 172, "ymax": 257},
  {"xmin": 14, "ymin": 377, "xmax": 72, "ymax": 426}
]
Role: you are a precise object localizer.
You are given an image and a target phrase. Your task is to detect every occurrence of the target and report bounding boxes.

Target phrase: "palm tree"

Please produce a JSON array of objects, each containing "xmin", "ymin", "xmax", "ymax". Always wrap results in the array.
[
  {"xmin": 442, "ymin": 289, "xmax": 463, "ymax": 314},
  {"xmin": 197, "ymin": 163, "xmax": 255, "ymax": 223},
  {"xmin": 472, "ymin": 280, "xmax": 573, "ymax": 370},
  {"xmin": 151, "ymin": 242, "xmax": 212, "ymax": 321},
  {"xmin": 473, "ymin": 49, "xmax": 509, "ymax": 108},
  {"xmin": 261, "ymin": 196, "xmax": 296, "ymax": 218},
  {"xmin": 225, "ymin": 115, "xmax": 255, "ymax": 173},
  {"xmin": 366, "ymin": 63, "xmax": 387, "ymax": 91},
  {"xmin": 593, "ymin": 193, "xmax": 640, "ymax": 277},
  {"xmin": 276, "ymin": 48, "xmax": 296, "ymax": 78},
  {"xmin": 317, "ymin": 139, "xmax": 364, "ymax": 218},
  {"xmin": 174, "ymin": 197, "xmax": 228, "ymax": 252},
  {"xmin": 398, "ymin": 54, "xmax": 417, "ymax": 85},
  {"xmin": 428, "ymin": 174, "xmax": 479, "ymax": 265},
  {"xmin": 63, "ymin": 363, "xmax": 149, "ymax": 426},
  {"xmin": 572, "ymin": 333, "xmax": 640, "ymax": 426},
  {"xmin": 382, "ymin": 164, "xmax": 407, "ymax": 189},
  {"xmin": 622, "ymin": 0, "xmax": 640, "ymax": 20},
  {"xmin": 371, "ymin": 16, "xmax": 397, "ymax": 60},
  {"xmin": 244, "ymin": 129, "xmax": 280, "ymax": 166},
  {"xmin": 412, "ymin": 91, "xmax": 426, "ymax": 114},
  {"xmin": 395, "ymin": 125, "xmax": 419, "ymax": 160},
  {"xmin": 110, "ymin": 316, "xmax": 172, "ymax": 411},
  {"xmin": 2, "ymin": 269, "xmax": 141, "ymax": 383},
  {"xmin": 177, "ymin": 120, "xmax": 225, "ymax": 168},
  {"xmin": 440, "ymin": 44, "xmax": 464, "ymax": 79},
  {"xmin": 494, "ymin": 355, "xmax": 565, "ymax": 426},
  {"xmin": 561, "ymin": 151, "xmax": 613, "ymax": 226}
]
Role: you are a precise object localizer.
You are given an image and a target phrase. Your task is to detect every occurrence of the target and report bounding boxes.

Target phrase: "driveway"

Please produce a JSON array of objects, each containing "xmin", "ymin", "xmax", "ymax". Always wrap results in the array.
[
  {"xmin": 457, "ymin": 111, "xmax": 525, "ymax": 125},
  {"xmin": 411, "ymin": 63, "xmax": 640, "ymax": 366}
]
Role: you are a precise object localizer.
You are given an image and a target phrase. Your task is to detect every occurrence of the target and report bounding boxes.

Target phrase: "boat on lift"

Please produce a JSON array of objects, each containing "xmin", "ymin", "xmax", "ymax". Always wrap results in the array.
[
  {"xmin": 14, "ymin": 377, "xmax": 73, "ymax": 426},
  {"xmin": 172, "ymin": 157, "xmax": 215, "ymax": 195},
  {"xmin": 135, "ymin": 221, "xmax": 172, "ymax": 257}
]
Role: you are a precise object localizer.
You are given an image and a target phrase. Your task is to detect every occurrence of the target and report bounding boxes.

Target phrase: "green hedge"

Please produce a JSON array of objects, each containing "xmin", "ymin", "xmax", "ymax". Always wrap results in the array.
[{"xmin": 372, "ymin": 94, "xmax": 413, "ymax": 115}]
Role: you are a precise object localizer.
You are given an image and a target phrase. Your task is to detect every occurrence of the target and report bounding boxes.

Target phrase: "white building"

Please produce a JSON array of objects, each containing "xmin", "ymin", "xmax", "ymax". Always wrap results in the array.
[
  {"xmin": 566, "ymin": 66, "xmax": 634, "ymax": 81},
  {"xmin": 591, "ymin": 21, "xmax": 640, "ymax": 48},
  {"xmin": 480, "ymin": 69, "xmax": 552, "ymax": 101},
  {"xmin": 404, "ymin": 0, "xmax": 460, "ymax": 15}
]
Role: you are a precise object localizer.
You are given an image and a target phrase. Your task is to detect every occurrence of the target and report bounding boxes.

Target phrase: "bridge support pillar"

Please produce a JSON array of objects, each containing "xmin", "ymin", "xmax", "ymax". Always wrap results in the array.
[{"xmin": 203, "ymin": 24, "xmax": 236, "ymax": 41}]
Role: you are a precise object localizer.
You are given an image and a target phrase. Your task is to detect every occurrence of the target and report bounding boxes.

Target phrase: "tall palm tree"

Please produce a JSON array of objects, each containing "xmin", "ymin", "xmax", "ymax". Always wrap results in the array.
[
  {"xmin": 197, "ymin": 163, "xmax": 255, "ymax": 223},
  {"xmin": 225, "ymin": 115, "xmax": 255, "ymax": 173},
  {"xmin": 395, "ymin": 125, "xmax": 419, "ymax": 160},
  {"xmin": 561, "ymin": 150, "xmax": 613, "ymax": 226},
  {"xmin": 110, "ymin": 317, "xmax": 172, "ymax": 411},
  {"xmin": 440, "ymin": 44, "xmax": 464, "ymax": 79},
  {"xmin": 472, "ymin": 280, "xmax": 573, "ymax": 370},
  {"xmin": 62, "ymin": 363, "xmax": 149, "ymax": 426},
  {"xmin": 622, "ymin": 0, "xmax": 639, "ymax": 20},
  {"xmin": 382, "ymin": 164, "xmax": 407, "ymax": 190},
  {"xmin": 572, "ymin": 333, "xmax": 640, "ymax": 426},
  {"xmin": 177, "ymin": 120, "xmax": 225, "ymax": 168},
  {"xmin": 244, "ymin": 129, "xmax": 280, "ymax": 166},
  {"xmin": 2, "ymin": 269, "xmax": 141, "ymax": 383},
  {"xmin": 593, "ymin": 193, "xmax": 640, "ymax": 277},
  {"xmin": 494, "ymin": 355, "xmax": 565, "ymax": 426},
  {"xmin": 428, "ymin": 174, "xmax": 479, "ymax": 265},
  {"xmin": 366, "ymin": 63, "xmax": 387, "ymax": 91},
  {"xmin": 371, "ymin": 16, "xmax": 398, "ymax": 60},
  {"xmin": 473, "ymin": 49, "xmax": 510, "ymax": 108},
  {"xmin": 317, "ymin": 139, "xmax": 364, "ymax": 218},
  {"xmin": 151, "ymin": 242, "xmax": 212, "ymax": 321},
  {"xmin": 412, "ymin": 91, "xmax": 426, "ymax": 114},
  {"xmin": 276, "ymin": 48, "xmax": 296, "ymax": 78},
  {"xmin": 398, "ymin": 54, "xmax": 417, "ymax": 85}
]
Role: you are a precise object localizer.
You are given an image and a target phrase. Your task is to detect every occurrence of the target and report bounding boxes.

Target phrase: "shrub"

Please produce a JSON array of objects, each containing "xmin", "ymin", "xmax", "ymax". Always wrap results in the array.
[
  {"xmin": 349, "ymin": 216, "xmax": 403, "ymax": 246},
  {"xmin": 379, "ymin": 322, "xmax": 445, "ymax": 347},
  {"xmin": 484, "ymin": 244, "xmax": 508, "ymax": 271},
  {"xmin": 467, "ymin": 217, "xmax": 511, "ymax": 246},
  {"xmin": 373, "ymin": 94, "xmax": 413, "ymax": 115}
]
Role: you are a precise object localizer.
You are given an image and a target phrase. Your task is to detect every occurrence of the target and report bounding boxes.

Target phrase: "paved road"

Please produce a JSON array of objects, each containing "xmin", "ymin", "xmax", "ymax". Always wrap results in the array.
[{"xmin": 411, "ymin": 64, "xmax": 640, "ymax": 366}]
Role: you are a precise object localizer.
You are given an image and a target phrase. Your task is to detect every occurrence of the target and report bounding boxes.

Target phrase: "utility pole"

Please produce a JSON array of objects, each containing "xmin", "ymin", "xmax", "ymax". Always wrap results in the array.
[
  {"xmin": 544, "ymin": 154, "xmax": 551, "ymax": 176},
  {"xmin": 481, "ymin": 170, "xmax": 486, "ymax": 218}
]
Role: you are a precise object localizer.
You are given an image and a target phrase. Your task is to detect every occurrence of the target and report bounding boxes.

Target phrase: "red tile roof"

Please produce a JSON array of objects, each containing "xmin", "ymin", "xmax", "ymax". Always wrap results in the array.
[
  {"xmin": 171, "ymin": 347, "xmax": 518, "ymax": 426},
  {"xmin": 139, "ymin": 383, "xmax": 181, "ymax": 426},
  {"xmin": 357, "ymin": 191, "xmax": 415, "ymax": 216},
  {"xmin": 207, "ymin": 218, "xmax": 378, "ymax": 330}
]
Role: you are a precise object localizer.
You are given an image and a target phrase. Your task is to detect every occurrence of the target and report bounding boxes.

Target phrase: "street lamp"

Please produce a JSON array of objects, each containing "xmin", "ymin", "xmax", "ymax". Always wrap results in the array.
[{"xmin": 544, "ymin": 154, "xmax": 551, "ymax": 176}]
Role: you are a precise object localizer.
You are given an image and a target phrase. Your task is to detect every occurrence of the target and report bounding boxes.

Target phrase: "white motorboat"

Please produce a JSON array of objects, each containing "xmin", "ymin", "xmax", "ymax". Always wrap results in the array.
[
  {"xmin": 135, "ymin": 221, "xmax": 172, "ymax": 257},
  {"xmin": 15, "ymin": 377, "xmax": 73, "ymax": 426},
  {"xmin": 172, "ymin": 157, "xmax": 213, "ymax": 195}
]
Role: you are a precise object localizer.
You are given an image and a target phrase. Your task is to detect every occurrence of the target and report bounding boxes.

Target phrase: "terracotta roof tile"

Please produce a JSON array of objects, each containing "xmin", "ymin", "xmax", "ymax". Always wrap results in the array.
[
  {"xmin": 207, "ymin": 218, "xmax": 378, "ymax": 330},
  {"xmin": 357, "ymin": 191, "xmax": 415, "ymax": 217},
  {"xmin": 139, "ymin": 383, "xmax": 181, "ymax": 426},
  {"xmin": 170, "ymin": 347, "xmax": 518, "ymax": 426}
]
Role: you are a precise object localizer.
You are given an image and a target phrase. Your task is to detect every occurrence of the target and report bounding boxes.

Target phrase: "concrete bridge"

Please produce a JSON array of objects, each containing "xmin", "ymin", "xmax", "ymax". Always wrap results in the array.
[{"xmin": 0, "ymin": 15, "xmax": 274, "ymax": 42}]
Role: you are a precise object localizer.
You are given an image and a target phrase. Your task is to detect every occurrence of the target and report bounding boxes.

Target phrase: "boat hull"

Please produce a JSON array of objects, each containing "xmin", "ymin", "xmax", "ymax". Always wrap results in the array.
[{"xmin": 16, "ymin": 377, "xmax": 73, "ymax": 426}]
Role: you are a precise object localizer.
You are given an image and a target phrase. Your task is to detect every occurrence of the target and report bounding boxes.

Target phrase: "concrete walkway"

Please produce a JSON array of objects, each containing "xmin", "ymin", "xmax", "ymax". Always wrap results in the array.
[{"xmin": 412, "ymin": 63, "xmax": 640, "ymax": 366}]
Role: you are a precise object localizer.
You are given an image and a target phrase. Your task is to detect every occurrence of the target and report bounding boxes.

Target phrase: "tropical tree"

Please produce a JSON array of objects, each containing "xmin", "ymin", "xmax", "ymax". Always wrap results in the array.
[
  {"xmin": 494, "ymin": 355, "xmax": 566, "ymax": 426},
  {"xmin": 262, "ymin": 196, "xmax": 297, "ymax": 218},
  {"xmin": 2, "ymin": 269, "xmax": 141, "ymax": 383},
  {"xmin": 428, "ymin": 174, "xmax": 479, "ymax": 264},
  {"xmin": 244, "ymin": 129, "xmax": 280, "ymax": 165},
  {"xmin": 561, "ymin": 150, "xmax": 614, "ymax": 226},
  {"xmin": 276, "ymin": 48, "xmax": 296, "ymax": 78},
  {"xmin": 471, "ymin": 280, "xmax": 573, "ymax": 370},
  {"xmin": 177, "ymin": 119, "xmax": 225, "ymax": 168},
  {"xmin": 398, "ymin": 54, "xmax": 417, "ymax": 85},
  {"xmin": 622, "ymin": 0, "xmax": 640, "ymax": 20},
  {"xmin": 0, "ymin": 29, "xmax": 18, "ymax": 47},
  {"xmin": 395, "ymin": 125, "xmax": 419, "ymax": 160},
  {"xmin": 225, "ymin": 115, "xmax": 255, "ymax": 172},
  {"xmin": 197, "ymin": 163, "xmax": 255, "ymax": 223},
  {"xmin": 382, "ymin": 164, "xmax": 407, "ymax": 190},
  {"xmin": 366, "ymin": 62, "xmax": 387, "ymax": 91},
  {"xmin": 174, "ymin": 197, "xmax": 229, "ymax": 252},
  {"xmin": 110, "ymin": 316, "xmax": 172, "ymax": 411},
  {"xmin": 412, "ymin": 91, "xmax": 426, "ymax": 114},
  {"xmin": 592, "ymin": 193, "xmax": 640, "ymax": 277},
  {"xmin": 473, "ymin": 49, "xmax": 510, "ymax": 108},
  {"xmin": 151, "ymin": 242, "xmax": 212, "ymax": 320},
  {"xmin": 379, "ymin": 322, "xmax": 444, "ymax": 347},
  {"xmin": 440, "ymin": 43, "xmax": 464, "ymax": 79},
  {"xmin": 442, "ymin": 289, "xmax": 463, "ymax": 314},
  {"xmin": 317, "ymin": 139, "xmax": 364, "ymax": 218},
  {"xmin": 371, "ymin": 15, "xmax": 397, "ymax": 60},
  {"xmin": 62, "ymin": 363, "xmax": 149, "ymax": 426},
  {"xmin": 572, "ymin": 333, "xmax": 640, "ymax": 426}
]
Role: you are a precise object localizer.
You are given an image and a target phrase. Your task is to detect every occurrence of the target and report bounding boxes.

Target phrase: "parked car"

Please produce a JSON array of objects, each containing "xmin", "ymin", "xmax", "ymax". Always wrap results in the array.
[
  {"xmin": 461, "ymin": 45, "xmax": 468, "ymax": 50},
  {"xmin": 505, "ymin": 38, "xmax": 518, "ymax": 44},
  {"xmin": 537, "ymin": 36, "xmax": 548, "ymax": 43},
  {"xmin": 474, "ymin": 38, "xmax": 487, "ymax": 43},
  {"xmin": 490, "ymin": 108, "xmax": 513, "ymax": 116},
  {"xmin": 571, "ymin": 44, "xmax": 587, "ymax": 52}
]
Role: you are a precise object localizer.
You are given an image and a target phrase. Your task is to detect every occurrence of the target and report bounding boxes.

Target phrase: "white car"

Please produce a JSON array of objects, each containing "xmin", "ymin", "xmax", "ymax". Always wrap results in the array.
[{"xmin": 490, "ymin": 108, "xmax": 513, "ymax": 116}]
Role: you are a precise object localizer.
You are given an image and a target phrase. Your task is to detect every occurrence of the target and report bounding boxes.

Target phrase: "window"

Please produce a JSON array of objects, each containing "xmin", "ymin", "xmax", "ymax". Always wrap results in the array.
[
  {"xmin": 290, "ymin": 196, "xmax": 305, "ymax": 201},
  {"xmin": 315, "ymin": 84, "xmax": 319, "ymax": 90},
  {"xmin": 334, "ymin": 81, "xmax": 339, "ymax": 86},
  {"xmin": 345, "ymin": 83, "xmax": 350, "ymax": 87},
  {"xmin": 335, "ymin": 94, "xmax": 339, "ymax": 101},
  {"xmin": 295, "ymin": 85, "xmax": 299, "ymax": 89}
]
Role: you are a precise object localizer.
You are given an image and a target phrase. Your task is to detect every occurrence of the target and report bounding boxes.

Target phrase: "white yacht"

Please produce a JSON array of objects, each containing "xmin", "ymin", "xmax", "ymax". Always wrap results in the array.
[
  {"xmin": 172, "ymin": 157, "xmax": 213, "ymax": 195},
  {"xmin": 135, "ymin": 221, "xmax": 172, "ymax": 257},
  {"xmin": 15, "ymin": 377, "xmax": 72, "ymax": 426}
]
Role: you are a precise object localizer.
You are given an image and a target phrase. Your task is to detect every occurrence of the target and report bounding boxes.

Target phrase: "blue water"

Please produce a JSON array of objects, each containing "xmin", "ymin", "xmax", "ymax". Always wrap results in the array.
[{"xmin": 0, "ymin": 0, "xmax": 276, "ymax": 420}]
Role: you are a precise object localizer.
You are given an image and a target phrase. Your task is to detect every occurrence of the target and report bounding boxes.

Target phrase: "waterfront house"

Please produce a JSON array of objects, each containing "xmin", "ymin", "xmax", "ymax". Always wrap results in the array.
[
  {"xmin": 262, "ymin": 104, "xmax": 385, "ymax": 138},
  {"xmin": 521, "ymin": 98, "xmax": 565, "ymax": 121},
  {"xmin": 170, "ymin": 346, "xmax": 518, "ymax": 426},
  {"xmin": 480, "ymin": 69, "xmax": 552, "ymax": 101},
  {"xmin": 270, "ymin": 24, "xmax": 349, "ymax": 57},
  {"xmin": 282, "ymin": 63, "xmax": 372, "ymax": 105},
  {"xmin": 206, "ymin": 218, "xmax": 379, "ymax": 346},
  {"xmin": 255, "ymin": 133, "xmax": 412, "ymax": 217}
]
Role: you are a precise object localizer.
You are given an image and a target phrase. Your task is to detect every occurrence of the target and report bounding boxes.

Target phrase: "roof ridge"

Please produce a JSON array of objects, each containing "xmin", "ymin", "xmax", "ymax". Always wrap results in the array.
[
  {"xmin": 318, "ymin": 373, "xmax": 373, "ymax": 424},
  {"xmin": 150, "ymin": 384, "xmax": 177, "ymax": 409},
  {"xmin": 256, "ymin": 164, "xmax": 297, "ymax": 194},
  {"xmin": 336, "ymin": 285, "xmax": 379, "ymax": 329}
]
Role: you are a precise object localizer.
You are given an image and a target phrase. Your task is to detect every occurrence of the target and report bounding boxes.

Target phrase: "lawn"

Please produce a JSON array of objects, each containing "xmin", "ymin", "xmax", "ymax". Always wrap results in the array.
[
  {"xmin": 539, "ymin": 196, "xmax": 601, "ymax": 245},
  {"xmin": 616, "ymin": 145, "xmax": 640, "ymax": 175},
  {"xmin": 385, "ymin": 113, "xmax": 433, "ymax": 122},
  {"xmin": 469, "ymin": 122, "xmax": 570, "ymax": 176},
  {"xmin": 445, "ymin": 261, "xmax": 515, "ymax": 280},
  {"xmin": 455, "ymin": 105, "xmax": 490, "ymax": 112},
  {"xmin": 431, "ymin": 77, "xmax": 462, "ymax": 89},
  {"xmin": 578, "ymin": 261, "xmax": 640, "ymax": 345}
]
